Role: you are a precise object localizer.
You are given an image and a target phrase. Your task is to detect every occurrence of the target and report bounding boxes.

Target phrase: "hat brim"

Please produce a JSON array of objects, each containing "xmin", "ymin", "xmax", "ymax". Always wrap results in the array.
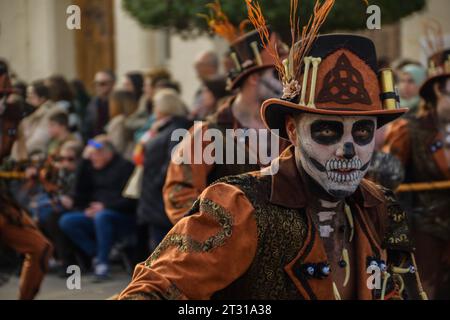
[
  {"xmin": 229, "ymin": 64, "xmax": 274, "ymax": 90},
  {"xmin": 261, "ymin": 98, "xmax": 408, "ymax": 140},
  {"xmin": 419, "ymin": 73, "xmax": 450, "ymax": 99}
]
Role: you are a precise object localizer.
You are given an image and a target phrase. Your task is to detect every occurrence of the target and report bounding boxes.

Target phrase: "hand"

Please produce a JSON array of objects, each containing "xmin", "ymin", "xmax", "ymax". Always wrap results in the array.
[
  {"xmin": 60, "ymin": 196, "xmax": 73, "ymax": 210},
  {"xmin": 90, "ymin": 202, "xmax": 104, "ymax": 213},
  {"xmin": 25, "ymin": 167, "xmax": 38, "ymax": 179},
  {"xmin": 84, "ymin": 202, "xmax": 105, "ymax": 218},
  {"xmin": 84, "ymin": 207, "xmax": 96, "ymax": 218}
]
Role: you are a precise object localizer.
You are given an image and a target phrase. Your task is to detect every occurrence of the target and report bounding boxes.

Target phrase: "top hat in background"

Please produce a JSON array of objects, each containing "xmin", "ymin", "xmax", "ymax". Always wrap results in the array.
[
  {"xmin": 419, "ymin": 20, "xmax": 450, "ymax": 99},
  {"xmin": 202, "ymin": 1, "xmax": 286, "ymax": 90},
  {"xmin": 420, "ymin": 48, "xmax": 450, "ymax": 99}
]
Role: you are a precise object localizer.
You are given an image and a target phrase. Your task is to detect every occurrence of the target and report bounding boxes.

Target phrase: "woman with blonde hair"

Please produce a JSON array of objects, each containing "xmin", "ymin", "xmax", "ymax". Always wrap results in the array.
[
  {"xmin": 129, "ymin": 88, "xmax": 191, "ymax": 254},
  {"xmin": 105, "ymin": 90, "xmax": 137, "ymax": 160}
]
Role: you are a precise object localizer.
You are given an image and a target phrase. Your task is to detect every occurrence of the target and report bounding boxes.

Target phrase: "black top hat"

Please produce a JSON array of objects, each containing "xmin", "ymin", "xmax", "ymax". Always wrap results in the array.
[
  {"xmin": 227, "ymin": 28, "xmax": 279, "ymax": 90},
  {"xmin": 261, "ymin": 34, "xmax": 407, "ymax": 140}
]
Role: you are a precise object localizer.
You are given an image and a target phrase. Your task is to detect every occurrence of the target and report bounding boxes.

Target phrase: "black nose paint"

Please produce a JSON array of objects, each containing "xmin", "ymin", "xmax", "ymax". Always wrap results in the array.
[{"xmin": 343, "ymin": 142, "xmax": 355, "ymax": 159}]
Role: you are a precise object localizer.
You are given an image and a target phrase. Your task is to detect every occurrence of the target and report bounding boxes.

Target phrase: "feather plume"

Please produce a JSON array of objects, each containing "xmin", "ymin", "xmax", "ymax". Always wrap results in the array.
[
  {"xmin": 245, "ymin": 0, "xmax": 335, "ymax": 89},
  {"xmin": 200, "ymin": 1, "xmax": 248, "ymax": 43}
]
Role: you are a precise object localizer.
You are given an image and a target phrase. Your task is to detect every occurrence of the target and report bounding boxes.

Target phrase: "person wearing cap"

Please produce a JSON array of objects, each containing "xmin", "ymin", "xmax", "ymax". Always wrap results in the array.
[
  {"xmin": 0, "ymin": 60, "xmax": 53, "ymax": 300},
  {"xmin": 383, "ymin": 45, "xmax": 450, "ymax": 299},
  {"xmin": 119, "ymin": 0, "xmax": 426, "ymax": 300},
  {"xmin": 163, "ymin": 2, "xmax": 289, "ymax": 225},
  {"xmin": 58, "ymin": 135, "xmax": 137, "ymax": 281}
]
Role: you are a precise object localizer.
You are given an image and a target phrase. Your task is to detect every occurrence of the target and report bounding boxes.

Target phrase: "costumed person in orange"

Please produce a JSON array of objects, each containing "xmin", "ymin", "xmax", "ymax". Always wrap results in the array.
[
  {"xmin": 382, "ymin": 24, "xmax": 450, "ymax": 299},
  {"xmin": 119, "ymin": 0, "xmax": 426, "ymax": 300},
  {"xmin": 162, "ymin": 1, "xmax": 290, "ymax": 225},
  {"xmin": 0, "ymin": 61, "xmax": 53, "ymax": 300}
]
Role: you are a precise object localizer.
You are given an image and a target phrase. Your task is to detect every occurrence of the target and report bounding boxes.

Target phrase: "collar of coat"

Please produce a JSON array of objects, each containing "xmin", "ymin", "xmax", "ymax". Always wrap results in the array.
[{"xmin": 261, "ymin": 145, "xmax": 393, "ymax": 300}]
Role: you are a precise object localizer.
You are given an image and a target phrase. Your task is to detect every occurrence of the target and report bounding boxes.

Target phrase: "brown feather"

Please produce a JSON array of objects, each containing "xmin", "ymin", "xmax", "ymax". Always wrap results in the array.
[
  {"xmin": 245, "ymin": 0, "xmax": 335, "ymax": 86},
  {"xmin": 201, "ymin": 1, "xmax": 246, "ymax": 43}
]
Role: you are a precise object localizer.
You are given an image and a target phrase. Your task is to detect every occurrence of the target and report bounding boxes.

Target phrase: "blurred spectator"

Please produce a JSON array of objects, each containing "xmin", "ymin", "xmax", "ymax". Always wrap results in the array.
[
  {"xmin": 391, "ymin": 58, "xmax": 422, "ymax": 73},
  {"xmin": 11, "ymin": 80, "xmax": 58, "ymax": 161},
  {"xmin": 222, "ymin": 51, "xmax": 235, "ymax": 74},
  {"xmin": 46, "ymin": 112, "xmax": 80, "ymax": 159},
  {"xmin": 194, "ymin": 50, "xmax": 219, "ymax": 82},
  {"xmin": 70, "ymin": 79, "xmax": 91, "ymax": 129},
  {"xmin": 125, "ymin": 68, "xmax": 172, "ymax": 134},
  {"xmin": 133, "ymin": 89, "xmax": 191, "ymax": 251},
  {"xmin": 398, "ymin": 64, "xmax": 427, "ymax": 115},
  {"xmin": 154, "ymin": 78, "xmax": 181, "ymax": 93},
  {"xmin": 82, "ymin": 70, "xmax": 116, "ymax": 141},
  {"xmin": 189, "ymin": 75, "xmax": 229, "ymax": 120},
  {"xmin": 45, "ymin": 75, "xmax": 80, "ymax": 132},
  {"xmin": 59, "ymin": 135, "xmax": 136, "ymax": 281},
  {"xmin": 122, "ymin": 72, "xmax": 144, "ymax": 102},
  {"xmin": 192, "ymin": 50, "xmax": 220, "ymax": 113},
  {"xmin": 32, "ymin": 140, "xmax": 84, "ymax": 273},
  {"xmin": 105, "ymin": 90, "xmax": 138, "ymax": 160},
  {"xmin": 133, "ymin": 76, "xmax": 183, "ymax": 142}
]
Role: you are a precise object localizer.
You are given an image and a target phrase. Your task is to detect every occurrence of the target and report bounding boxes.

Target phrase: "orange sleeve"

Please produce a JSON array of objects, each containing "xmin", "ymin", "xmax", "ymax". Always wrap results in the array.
[
  {"xmin": 0, "ymin": 212, "xmax": 53, "ymax": 300},
  {"xmin": 119, "ymin": 182, "xmax": 258, "ymax": 300},
  {"xmin": 382, "ymin": 119, "xmax": 411, "ymax": 166},
  {"xmin": 163, "ymin": 123, "xmax": 215, "ymax": 225}
]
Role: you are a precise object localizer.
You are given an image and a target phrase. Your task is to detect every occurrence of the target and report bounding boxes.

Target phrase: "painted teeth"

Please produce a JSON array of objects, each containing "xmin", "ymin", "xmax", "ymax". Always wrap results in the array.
[
  {"xmin": 325, "ymin": 158, "xmax": 364, "ymax": 171},
  {"xmin": 326, "ymin": 170, "xmax": 361, "ymax": 183}
]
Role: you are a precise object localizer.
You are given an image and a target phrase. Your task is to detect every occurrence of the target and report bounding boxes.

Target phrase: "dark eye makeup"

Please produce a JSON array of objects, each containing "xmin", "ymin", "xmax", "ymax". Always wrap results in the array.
[
  {"xmin": 310, "ymin": 120, "xmax": 344, "ymax": 145},
  {"xmin": 352, "ymin": 120, "xmax": 375, "ymax": 145}
]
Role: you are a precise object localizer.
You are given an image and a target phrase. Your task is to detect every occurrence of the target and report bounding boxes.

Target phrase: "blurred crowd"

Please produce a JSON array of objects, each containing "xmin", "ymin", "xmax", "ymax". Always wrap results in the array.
[{"xmin": 0, "ymin": 50, "xmax": 230, "ymax": 281}]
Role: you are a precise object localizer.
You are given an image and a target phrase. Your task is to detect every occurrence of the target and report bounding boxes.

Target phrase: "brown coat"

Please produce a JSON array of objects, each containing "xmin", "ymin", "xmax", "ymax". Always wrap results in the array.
[{"xmin": 120, "ymin": 146, "xmax": 423, "ymax": 300}]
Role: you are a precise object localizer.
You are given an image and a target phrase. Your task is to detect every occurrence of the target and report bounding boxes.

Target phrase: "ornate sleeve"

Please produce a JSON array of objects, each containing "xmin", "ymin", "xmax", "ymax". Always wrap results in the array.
[
  {"xmin": 119, "ymin": 182, "xmax": 258, "ymax": 300},
  {"xmin": 380, "ymin": 187, "xmax": 428, "ymax": 300}
]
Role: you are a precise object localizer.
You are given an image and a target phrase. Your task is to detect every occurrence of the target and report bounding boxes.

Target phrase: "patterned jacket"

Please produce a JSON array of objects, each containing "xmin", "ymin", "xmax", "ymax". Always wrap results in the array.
[{"xmin": 120, "ymin": 146, "xmax": 424, "ymax": 300}]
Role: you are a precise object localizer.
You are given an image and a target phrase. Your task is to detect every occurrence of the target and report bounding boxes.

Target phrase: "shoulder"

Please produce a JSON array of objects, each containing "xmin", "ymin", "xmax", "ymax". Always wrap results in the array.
[
  {"xmin": 212, "ymin": 172, "xmax": 271, "ymax": 202},
  {"xmin": 186, "ymin": 172, "xmax": 267, "ymax": 221}
]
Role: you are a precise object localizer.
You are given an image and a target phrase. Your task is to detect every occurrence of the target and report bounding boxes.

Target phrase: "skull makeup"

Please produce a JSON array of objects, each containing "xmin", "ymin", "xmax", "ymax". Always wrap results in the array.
[{"xmin": 294, "ymin": 113, "xmax": 376, "ymax": 199}]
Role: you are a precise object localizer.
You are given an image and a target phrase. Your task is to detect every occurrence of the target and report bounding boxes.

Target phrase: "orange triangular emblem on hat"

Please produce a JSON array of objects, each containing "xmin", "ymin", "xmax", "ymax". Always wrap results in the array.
[{"xmin": 317, "ymin": 53, "xmax": 372, "ymax": 105}]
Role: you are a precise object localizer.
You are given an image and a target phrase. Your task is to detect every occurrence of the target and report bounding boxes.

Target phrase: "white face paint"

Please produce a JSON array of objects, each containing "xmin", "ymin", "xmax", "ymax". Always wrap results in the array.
[{"xmin": 294, "ymin": 113, "xmax": 376, "ymax": 199}]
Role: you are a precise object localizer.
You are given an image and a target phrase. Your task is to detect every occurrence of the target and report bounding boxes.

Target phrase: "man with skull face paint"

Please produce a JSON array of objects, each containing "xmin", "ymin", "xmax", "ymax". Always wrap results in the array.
[{"xmin": 119, "ymin": 31, "xmax": 428, "ymax": 300}]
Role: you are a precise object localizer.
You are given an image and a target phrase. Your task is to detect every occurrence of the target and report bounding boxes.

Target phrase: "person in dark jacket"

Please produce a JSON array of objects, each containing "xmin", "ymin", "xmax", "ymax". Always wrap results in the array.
[
  {"xmin": 136, "ymin": 89, "xmax": 192, "ymax": 251},
  {"xmin": 82, "ymin": 70, "xmax": 116, "ymax": 141},
  {"xmin": 59, "ymin": 135, "xmax": 136, "ymax": 280}
]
